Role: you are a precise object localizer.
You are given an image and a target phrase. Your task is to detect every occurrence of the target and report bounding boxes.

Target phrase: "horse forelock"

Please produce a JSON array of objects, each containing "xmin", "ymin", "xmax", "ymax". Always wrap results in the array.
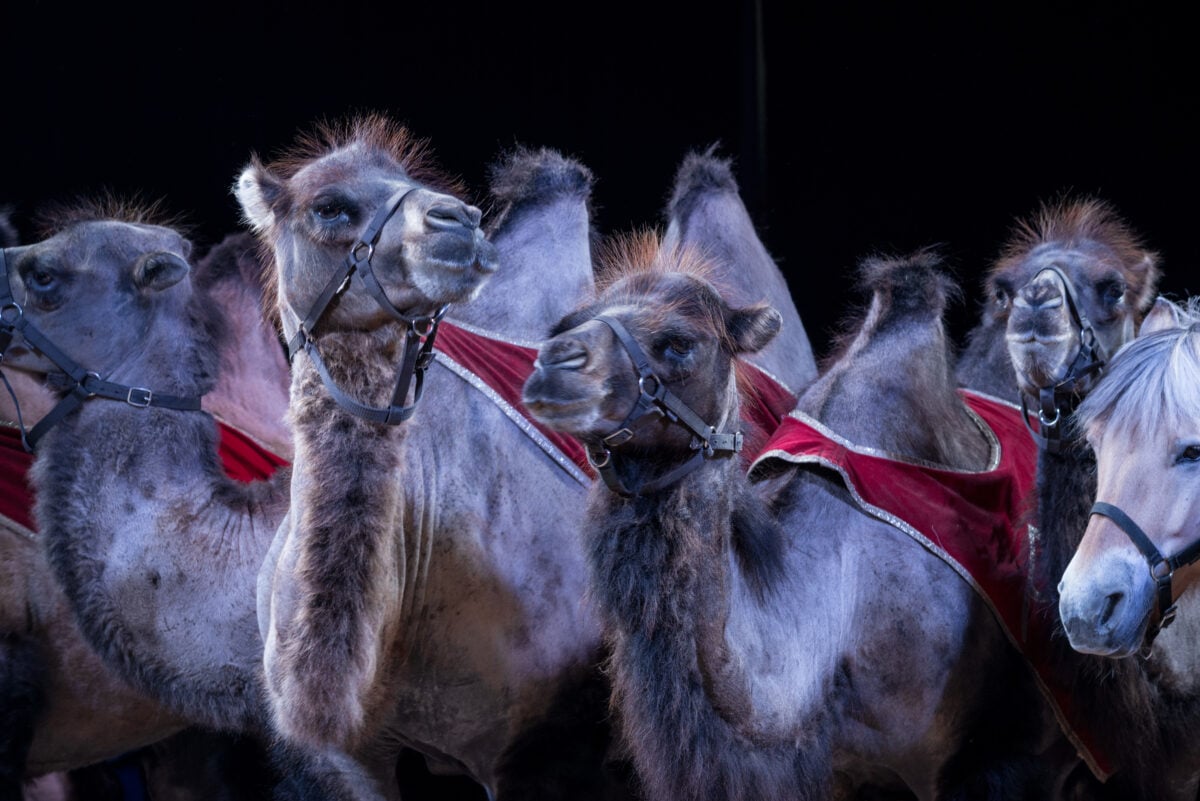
[
  {"xmin": 265, "ymin": 113, "xmax": 464, "ymax": 197},
  {"xmin": 994, "ymin": 196, "xmax": 1160, "ymax": 311},
  {"xmin": 1077, "ymin": 320, "xmax": 1200, "ymax": 445}
]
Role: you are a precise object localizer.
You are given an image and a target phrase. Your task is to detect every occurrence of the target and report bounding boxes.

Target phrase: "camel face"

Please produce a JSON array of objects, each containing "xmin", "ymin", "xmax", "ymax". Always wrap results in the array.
[
  {"xmin": 525, "ymin": 264, "xmax": 779, "ymax": 453},
  {"xmin": 236, "ymin": 131, "xmax": 498, "ymax": 337},
  {"xmin": 3, "ymin": 221, "xmax": 193, "ymax": 377},
  {"xmin": 983, "ymin": 198, "xmax": 1159, "ymax": 401}
]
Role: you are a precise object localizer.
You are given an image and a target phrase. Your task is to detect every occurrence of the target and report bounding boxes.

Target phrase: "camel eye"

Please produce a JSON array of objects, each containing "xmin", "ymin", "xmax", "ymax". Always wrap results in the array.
[
  {"xmin": 28, "ymin": 268, "xmax": 56, "ymax": 290},
  {"xmin": 1098, "ymin": 278, "xmax": 1126, "ymax": 307},
  {"xmin": 662, "ymin": 337, "xmax": 695, "ymax": 361},
  {"xmin": 311, "ymin": 198, "xmax": 351, "ymax": 224},
  {"xmin": 992, "ymin": 284, "xmax": 1010, "ymax": 310}
]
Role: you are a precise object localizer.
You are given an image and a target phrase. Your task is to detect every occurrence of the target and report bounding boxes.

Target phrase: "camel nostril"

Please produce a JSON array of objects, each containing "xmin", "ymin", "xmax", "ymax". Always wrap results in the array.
[
  {"xmin": 538, "ymin": 342, "xmax": 589, "ymax": 371},
  {"xmin": 1098, "ymin": 592, "xmax": 1123, "ymax": 628},
  {"xmin": 426, "ymin": 202, "xmax": 481, "ymax": 232}
]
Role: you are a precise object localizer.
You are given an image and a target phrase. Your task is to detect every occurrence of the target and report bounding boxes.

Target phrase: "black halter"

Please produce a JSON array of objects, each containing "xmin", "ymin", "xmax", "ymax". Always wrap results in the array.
[
  {"xmin": 287, "ymin": 187, "xmax": 445, "ymax": 425},
  {"xmin": 1019, "ymin": 266, "xmax": 1110, "ymax": 454},
  {"xmin": 585, "ymin": 314, "xmax": 742, "ymax": 498},
  {"xmin": 0, "ymin": 247, "xmax": 203, "ymax": 452},
  {"xmin": 1090, "ymin": 501, "xmax": 1200, "ymax": 643}
]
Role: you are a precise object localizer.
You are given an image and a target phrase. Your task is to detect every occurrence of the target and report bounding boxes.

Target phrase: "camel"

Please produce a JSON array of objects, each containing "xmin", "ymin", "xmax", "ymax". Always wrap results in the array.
[
  {"xmin": 953, "ymin": 197, "xmax": 1192, "ymax": 800},
  {"xmin": 0, "ymin": 208, "xmax": 388, "ymax": 800},
  {"xmin": 238, "ymin": 115, "xmax": 635, "ymax": 799},
  {"xmin": 660, "ymin": 146, "xmax": 817, "ymax": 394},
  {"xmin": 521, "ymin": 234, "xmax": 1084, "ymax": 799}
]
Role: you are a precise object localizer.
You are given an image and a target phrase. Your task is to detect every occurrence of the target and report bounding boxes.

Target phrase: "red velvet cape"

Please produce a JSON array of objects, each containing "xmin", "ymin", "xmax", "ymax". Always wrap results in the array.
[{"xmin": 748, "ymin": 390, "xmax": 1109, "ymax": 779}]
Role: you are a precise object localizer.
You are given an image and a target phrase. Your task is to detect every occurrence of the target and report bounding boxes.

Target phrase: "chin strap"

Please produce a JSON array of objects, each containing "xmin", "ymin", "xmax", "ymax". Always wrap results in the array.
[
  {"xmin": 286, "ymin": 187, "xmax": 447, "ymax": 425},
  {"xmin": 586, "ymin": 314, "xmax": 742, "ymax": 498},
  {"xmin": 0, "ymin": 248, "xmax": 201, "ymax": 453}
]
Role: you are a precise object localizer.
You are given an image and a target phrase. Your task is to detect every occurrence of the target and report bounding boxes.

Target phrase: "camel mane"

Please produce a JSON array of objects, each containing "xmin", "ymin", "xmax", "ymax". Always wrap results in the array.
[
  {"xmin": 31, "ymin": 192, "xmax": 193, "ymax": 242},
  {"xmin": 993, "ymin": 195, "xmax": 1160, "ymax": 313},
  {"xmin": 261, "ymin": 112, "xmax": 465, "ymax": 198}
]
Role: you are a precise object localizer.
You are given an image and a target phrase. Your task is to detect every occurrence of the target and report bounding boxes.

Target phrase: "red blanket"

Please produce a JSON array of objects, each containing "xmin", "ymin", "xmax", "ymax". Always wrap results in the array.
[
  {"xmin": 433, "ymin": 322, "xmax": 797, "ymax": 479},
  {"xmin": 747, "ymin": 390, "xmax": 1108, "ymax": 779},
  {"xmin": 0, "ymin": 422, "xmax": 287, "ymax": 534}
]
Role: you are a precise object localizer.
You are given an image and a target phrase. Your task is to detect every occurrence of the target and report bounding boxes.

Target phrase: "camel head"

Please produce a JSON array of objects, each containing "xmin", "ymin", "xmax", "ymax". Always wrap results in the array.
[
  {"xmin": 985, "ymin": 197, "xmax": 1159, "ymax": 406},
  {"xmin": 234, "ymin": 114, "xmax": 499, "ymax": 347},
  {"xmin": 524, "ymin": 231, "xmax": 780, "ymax": 462},
  {"xmin": 1, "ymin": 207, "xmax": 201, "ymax": 398}
]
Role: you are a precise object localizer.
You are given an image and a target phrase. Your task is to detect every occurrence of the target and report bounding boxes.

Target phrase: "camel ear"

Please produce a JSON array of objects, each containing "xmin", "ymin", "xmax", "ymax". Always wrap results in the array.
[
  {"xmin": 134, "ymin": 252, "xmax": 190, "ymax": 293},
  {"xmin": 235, "ymin": 159, "xmax": 284, "ymax": 233},
  {"xmin": 1138, "ymin": 296, "xmax": 1183, "ymax": 336},
  {"xmin": 1129, "ymin": 253, "xmax": 1162, "ymax": 313},
  {"xmin": 727, "ymin": 304, "xmax": 782, "ymax": 355}
]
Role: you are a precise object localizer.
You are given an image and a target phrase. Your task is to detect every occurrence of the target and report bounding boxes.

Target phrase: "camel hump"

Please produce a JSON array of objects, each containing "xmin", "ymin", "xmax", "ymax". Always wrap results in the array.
[
  {"xmin": 193, "ymin": 231, "xmax": 265, "ymax": 290},
  {"xmin": 486, "ymin": 145, "xmax": 594, "ymax": 211},
  {"xmin": 857, "ymin": 247, "xmax": 959, "ymax": 328},
  {"xmin": 667, "ymin": 144, "xmax": 738, "ymax": 223}
]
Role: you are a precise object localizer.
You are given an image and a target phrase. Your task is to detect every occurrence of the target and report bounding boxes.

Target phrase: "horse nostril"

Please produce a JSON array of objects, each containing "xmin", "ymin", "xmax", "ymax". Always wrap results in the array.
[
  {"xmin": 426, "ymin": 202, "xmax": 481, "ymax": 231},
  {"xmin": 1099, "ymin": 592, "xmax": 1123, "ymax": 627}
]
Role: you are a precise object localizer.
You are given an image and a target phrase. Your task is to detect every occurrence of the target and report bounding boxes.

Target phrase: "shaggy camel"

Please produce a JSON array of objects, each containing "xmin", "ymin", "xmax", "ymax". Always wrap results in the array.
[
  {"xmin": 0, "ymin": 208, "xmax": 386, "ymax": 800},
  {"xmin": 239, "ymin": 115, "xmax": 636, "ymax": 799},
  {"xmin": 522, "ymin": 235, "xmax": 1085, "ymax": 799},
  {"xmin": 955, "ymin": 197, "xmax": 1200, "ymax": 800}
]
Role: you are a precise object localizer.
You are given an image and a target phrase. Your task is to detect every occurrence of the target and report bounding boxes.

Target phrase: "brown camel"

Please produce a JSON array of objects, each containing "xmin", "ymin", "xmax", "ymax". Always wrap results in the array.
[
  {"xmin": 239, "ymin": 115, "xmax": 636, "ymax": 799},
  {"xmin": 522, "ymin": 234, "xmax": 1087, "ymax": 799}
]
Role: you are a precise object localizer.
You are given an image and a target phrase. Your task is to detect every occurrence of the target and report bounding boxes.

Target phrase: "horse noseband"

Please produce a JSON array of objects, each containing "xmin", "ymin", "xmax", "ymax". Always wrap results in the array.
[
  {"xmin": 287, "ymin": 187, "xmax": 448, "ymax": 426},
  {"xmin": 1090, "ymin": 501, "xmax": 1200, "ymax": 645},
  {"xmin": 586, "ymin": 313, "xmax": 742, "ymax": 498}
]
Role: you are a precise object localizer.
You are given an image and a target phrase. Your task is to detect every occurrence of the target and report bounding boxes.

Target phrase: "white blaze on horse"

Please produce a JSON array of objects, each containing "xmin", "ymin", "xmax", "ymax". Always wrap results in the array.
[{"xmin": 1058, "ymin": 297, "xmax": 1200, "ymax": 658}]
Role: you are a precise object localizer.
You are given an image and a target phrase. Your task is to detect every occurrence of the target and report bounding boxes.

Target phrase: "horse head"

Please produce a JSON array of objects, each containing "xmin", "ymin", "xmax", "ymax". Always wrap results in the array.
[{"xmin": 1058, "ymin": 297, "xmax": 1200, "ymax": 656}]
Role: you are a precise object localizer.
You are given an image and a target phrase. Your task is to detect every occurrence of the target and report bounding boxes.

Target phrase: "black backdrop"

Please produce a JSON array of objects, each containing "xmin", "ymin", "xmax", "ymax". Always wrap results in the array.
[
  {"xmin": 3, "ymin": 1, "xmax": 1197, "ymax": 796},
  {"xmin": 6, "ymin": 3, "xmax": 1196, "ymax": 359}
]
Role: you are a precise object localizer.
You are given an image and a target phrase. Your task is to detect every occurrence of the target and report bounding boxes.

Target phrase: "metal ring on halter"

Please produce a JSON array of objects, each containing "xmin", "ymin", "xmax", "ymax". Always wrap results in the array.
[
  {"xmin": 1, "ymin": 301, "xmax": 21, "ymax": 322},
  {"xmin": 1039, "ymin": 406, "xmax": 1060, "ymax": 427},
  {"xmin": 1150, "ymin": 559, "xmax": 1174, "ymax": 582},
  {"xmin": 638, "ymin": 374, "xmax": 660, "ymax": 396},
  {"xmin": 351, "ymin": 242, "xmax": 375, "ymax": 263},
  {"xmin": 413, "ymin": 317, "xmax": 438, "ymax": 337}
]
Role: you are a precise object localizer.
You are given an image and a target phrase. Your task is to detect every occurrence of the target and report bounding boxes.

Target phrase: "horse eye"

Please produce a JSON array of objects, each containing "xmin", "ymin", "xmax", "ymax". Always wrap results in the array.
[{"xmin": 1177, "ymin": 444, "xmax": 1200, "ymax": 464}]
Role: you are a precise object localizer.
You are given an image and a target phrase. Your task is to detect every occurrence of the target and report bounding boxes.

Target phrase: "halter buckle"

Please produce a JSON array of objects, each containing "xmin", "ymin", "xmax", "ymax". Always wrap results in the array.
[
  {"xmin": 1160, "ymin": 603, "xmax": 1179, "ymax": 629},
  {"xmin": 126, "ymin": 387, "xmax": 153, "ymax": 407},
  {"xmin": 603, "ymin": 428, "xmax": 635, "ymax": 448}
]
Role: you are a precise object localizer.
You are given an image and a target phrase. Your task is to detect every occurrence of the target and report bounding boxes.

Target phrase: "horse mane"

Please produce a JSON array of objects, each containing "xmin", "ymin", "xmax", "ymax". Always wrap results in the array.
[
  {"xmin": 258, "ymin": 112, "xmax": 464, "ymax": 198},
  {"xmin": 993, "ymin": 195, "xmax": 1161, "ymax": 313},
  {"xmin": 1075, "ymin": 297, "xmax": 1200, "ymax": 443},
  {"xmin": 31, "ymin": 192, "xmax": 193, "ymax": 242}
]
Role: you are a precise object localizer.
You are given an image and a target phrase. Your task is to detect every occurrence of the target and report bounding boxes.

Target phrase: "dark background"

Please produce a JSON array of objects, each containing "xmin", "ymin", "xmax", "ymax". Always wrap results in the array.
[{"xmin": 3, "ymin": 3, "xmax": 1196, "ymax": 360}]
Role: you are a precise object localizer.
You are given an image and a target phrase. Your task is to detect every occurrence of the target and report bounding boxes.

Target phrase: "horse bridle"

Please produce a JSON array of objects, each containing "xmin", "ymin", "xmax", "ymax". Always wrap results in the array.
[
  {"xmin": 287, "ymin": 187, "xmax": 446, "ymax": 425},
  {"xmin": 585, "ymin": 313, "xmax": 742, "ymax": 498},
  {"xmin": 1090, "ymin": 501, "xmax": 1200, "ymax": 643},
  {"xmin": 1018, "ymin": 266, "xmax": 1110, "ymax": 454},
  {"xmin": 0, "ymin": 247, "xmax": 203, "ymax": 452}
]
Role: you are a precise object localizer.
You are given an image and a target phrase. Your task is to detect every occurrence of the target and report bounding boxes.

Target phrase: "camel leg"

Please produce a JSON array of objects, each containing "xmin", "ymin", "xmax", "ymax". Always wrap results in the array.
[{"xmin": 0, "ymin": 633, "xmax": 44, "ymax": 801}]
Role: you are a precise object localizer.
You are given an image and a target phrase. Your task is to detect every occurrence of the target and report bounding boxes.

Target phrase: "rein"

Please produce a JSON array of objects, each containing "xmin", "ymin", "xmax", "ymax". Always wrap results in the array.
[
  {"xmin": 1019, "ymin": 266, "xmax": 1108, "ymax": 454},
  {"xmin": 586, "ymin": 313, "xmax": 742, "ymax": 497},
  {"xmin": 1090, "ymin": 501, "xmax": 1200, "ymax": 644},
  {"xmin": 287, "ymin": 187, "xmax": 445, "ymax": 425},
  {"xmin": 0, "ymin": 248, "xmax": 202, "ymax": 453}
]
